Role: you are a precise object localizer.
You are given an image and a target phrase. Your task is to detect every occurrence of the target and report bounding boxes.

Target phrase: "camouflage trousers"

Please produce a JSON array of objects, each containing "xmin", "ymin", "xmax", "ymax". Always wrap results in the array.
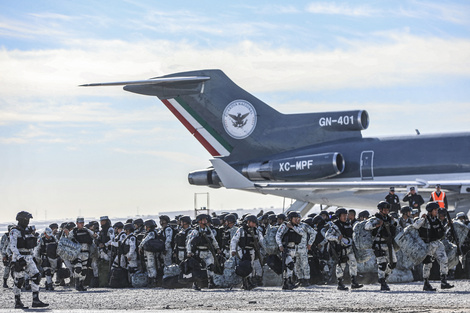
[
  {"xmin": 72, "ymin": 251, "xmax": 90, "ymax": 282},
  {"xmin": 294, "ymin": 248, "xmax": 310, "ymax": 280},
  {"xmin": 12, "ymin": 255, "xmax": 40, "ymax": 296},
  {"xmin": 335, "ymin": 246, "xmax": 358, "ymax": 279},
  {"xmin": 195, "ymin": 250, "xmax": 215, "ymax": 279},
  {"xmin": 423, "ymin": 240, "xmax": 448, "ymax": 279},
  {"xmin": 144, "ymin": 251, "xmax": 157, "ymax": 278},
  {"xmin": 374, "ymin": 243, "xmax": 397, "ymax": 279},
  {"xmin": 157, "ymin": 250, "xmax": 173, "ymax": 268}
]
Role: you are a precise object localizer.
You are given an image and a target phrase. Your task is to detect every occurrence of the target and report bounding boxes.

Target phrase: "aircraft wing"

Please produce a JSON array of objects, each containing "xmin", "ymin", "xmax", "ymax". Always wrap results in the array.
[
  {"xmin": 255, "ymin": 180, "xmax": 470, "ymax": 190},
  {"xmin": 211, "ymin": 158, "xmax": 470, "ymax": 192}
]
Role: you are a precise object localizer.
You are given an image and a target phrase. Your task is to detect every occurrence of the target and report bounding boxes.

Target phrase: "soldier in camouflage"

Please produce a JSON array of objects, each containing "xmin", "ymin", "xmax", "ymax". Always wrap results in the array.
[
  {"xmin": 325, "ymin": 208, "xmax": 363, "ymax": 290},
  {"xmin": 296, "ymin": 218, "xmax": 316, "ymax": 287},
  {"xmin": 413, "ymin": 202, "xmax": 454, "ymax": 291},
  {"xmin": 276, "ymin": 211, "xmax": 305, "ymax": 290}
]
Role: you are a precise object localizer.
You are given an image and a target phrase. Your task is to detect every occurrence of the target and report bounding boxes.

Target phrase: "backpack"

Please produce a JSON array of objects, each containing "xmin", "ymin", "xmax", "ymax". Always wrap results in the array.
[{"xmin": 109, "ymin": 267, "xmax": 129, "ymax": 288}]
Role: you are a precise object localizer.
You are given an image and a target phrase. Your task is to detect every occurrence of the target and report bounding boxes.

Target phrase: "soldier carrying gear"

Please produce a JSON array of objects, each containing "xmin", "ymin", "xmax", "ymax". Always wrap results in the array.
[
  {"xmin": 399, "ymin": 206, "xmax": 413, "ymax": 229},
  {"xmin": 139, "ymin": 220, "xmax": 158, "ymax": 287},
  {"xmin": 365, "ymin": 201, "xmax": 397, "ymax": 291},
  {"xmin": 110, "ymin": 222, "xmax": 127, "ymax": 269},
  {"xmin": 97, "ymin": 216, "xmax": 115, "ymax": 261},
  {"xmin": 1, "ymin": 224, "xmax": 14, "ymax": 288},
  {"xmin": 297, "ymin": 216, "xmax": 316, "ymax": 287},
  {"xmin": 326, "ymin": 208, "xmax": 363, "ymax": 291},
  {"xmin": 9, "ymin": 211, "xmax": 48, "ymax": 309},
  {"xmin": 118, "ymin": 224, "xmax": 138, "ymax": 279},
  {"xmin": 157, "ymin": 215, "xmax": 174, "ymax": 269},
  {"xmin": 67, "ymin": 217, "xmax": 98, "ymax": 292},
  {"xmin": 221, "ymin": 214, "xmax": 239, "ymax": 259},
  {"xmin": 186, "ymin": 214, "xmax": 221, "ymax": 291},
  {"xmin": 358, "ymin": 210, "xmax": 370, "ymax": 221},
  {"xmin": 35, "ymin": 227, "xmax": 58, "ymax": 291},
  {"xmin": 276, "ymin": 211, "xmax": 305, "ymax": 290},
  {"xmin": 230, "ymin": 214, "xmax": 265, "ymax": 290},
  {"xmin": 174, "ymin": 216, "xmax": 192, "ymax": 263},
  {"xmin": 413, "ymin": 202, "xmax": 454, "ymax": 291}
]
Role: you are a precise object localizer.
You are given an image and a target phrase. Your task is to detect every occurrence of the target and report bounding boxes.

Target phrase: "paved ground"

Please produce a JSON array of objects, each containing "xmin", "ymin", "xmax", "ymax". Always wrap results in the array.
[{"xmin": 1, "ymin": 279, "xmax": 470, "ymax": 312}]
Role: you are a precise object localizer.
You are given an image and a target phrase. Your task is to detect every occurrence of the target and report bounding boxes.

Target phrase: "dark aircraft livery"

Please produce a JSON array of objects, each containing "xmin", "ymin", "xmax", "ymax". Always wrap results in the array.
[{"xmin": 81, "ymin": 70, "xmax": 470, "ymax": 215}]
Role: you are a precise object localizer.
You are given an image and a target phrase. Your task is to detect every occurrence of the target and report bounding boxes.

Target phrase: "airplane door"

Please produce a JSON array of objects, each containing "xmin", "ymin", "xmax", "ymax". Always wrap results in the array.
[{"xmin": 360, "ymin": 151, "xmax": 374, "ymax": 180}]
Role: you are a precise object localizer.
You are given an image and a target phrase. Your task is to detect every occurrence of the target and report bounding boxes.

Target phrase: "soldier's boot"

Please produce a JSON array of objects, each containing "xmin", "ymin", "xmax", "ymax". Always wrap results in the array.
[
  {"xmin": 24, "ymin": 279, "xmax": 31, "ymax": 291},
  {"xmin": 59, "ymin": 279, "xmax": 66, "ymax": 286},
  {"xmin": 440, "ymin": 275, "xmax": 454, "ymax": 289},
  {"xmin": 423, "ymin": 279, "xmax": 436, "ymax": 291},
  {"xmin": 208, "ymin": 277, "xmax": 216, "ymax": 289},
  {"xmin": 3, "ymin": 278, "xmax": 8, "ymax": 288},
  {"xmin": 242, "ymin": 278, "xmax": 251, "ymax": 290},
  {"xmin": 379, "ymin": 278, "xmax": 390, "ymax": 291},
  {"xmin": 14, "ymin": 295, "xmax": 28, "ymax": 309},
  {"xmin": 351, "ymin": 276, "xmax": 363, "ymax": 289},
  {"xmin": 148, "ymin": 277, "xmax": 156, "ymax": 288},
  {"xmin": 337, "ymin": 278, "xmax": 348, "ymax": 291},
  {"xmin": 76, "ymin": 280, "xmax": 87, "ymax": 292},
  {"xmin": 246, "ymin": 277, "xmax": 257, "ymax": 290},
  {"xmin": 90, "ymin": 277, "xmax": 99, "ymax": 288},
  {"xmin": 282, "ymin": 278, "xmax": 295, "ymax": 290},
  {"xmin": 32, "ymin": 292, "xmax": 49, "ymax": 308},
  {"xmin": 300, "ymin": 279, "xmax": 310, "ymax": 287},
  {"xmin": 192, "ymin": 282, "xmax": 201, "ymax": 291},
  {"xmin": 47, "ymin": 283, "xmax": 55, "ymax": 291},
  {"xmin": 45, "ymin": 283, "xmax": 49, "ymax": 291}
]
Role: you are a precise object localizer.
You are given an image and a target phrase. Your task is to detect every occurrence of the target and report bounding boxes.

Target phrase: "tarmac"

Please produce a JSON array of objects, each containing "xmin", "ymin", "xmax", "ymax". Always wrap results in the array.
[{"xmin": 1, "ymin": 280, "xmax": 470, "ymax": 312}]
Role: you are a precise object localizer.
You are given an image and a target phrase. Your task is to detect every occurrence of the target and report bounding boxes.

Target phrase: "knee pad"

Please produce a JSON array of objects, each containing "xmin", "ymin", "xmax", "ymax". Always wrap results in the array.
[
  {"xmin": 287, "ymin": 262, "xmax": 295, "ymax": 271},
  {"xmin": 44, "ymin": 269, "xmax": 52, "ymax": 277},
  {"xmin": 378, "ymin": 262, "xmax": 388, "ymax": 271},
  {"xmin": 15, "ymin": 277, "xmax": 25, "ymax": 288},
  {"xmin": 423, "ymin": 255, "xmax": 433, "ymax": 264},
  {"xmin": 32, "ymin": 273, "xmax": 41, "ymax": 285},
  {"xmin": 74, "ymin": 267, "xmax": 82, "ymax": 274}
]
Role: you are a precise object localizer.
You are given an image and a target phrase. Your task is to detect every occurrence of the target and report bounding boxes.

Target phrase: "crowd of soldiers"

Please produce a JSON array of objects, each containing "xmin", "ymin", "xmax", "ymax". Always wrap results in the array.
[{"xmin": 1, "ymin": 187, "xmax": 470, "ymax": 309}]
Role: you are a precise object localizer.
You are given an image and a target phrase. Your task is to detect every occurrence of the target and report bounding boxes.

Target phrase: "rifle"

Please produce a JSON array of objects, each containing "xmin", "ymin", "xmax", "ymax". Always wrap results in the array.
[
  {"xmin": 382, "ymin": 221, "xmax": 394, "ymax": 266},
  {"xmin": 247, "ymin": 227, "xmax": 264, "ymax": 265},
  {"xmin": 201, "ymin": 228, "xmax": 223, "ymax": 275},
  {"xmin": 446, "ymin": 210, "xmax": 462, "ymax": 256}
]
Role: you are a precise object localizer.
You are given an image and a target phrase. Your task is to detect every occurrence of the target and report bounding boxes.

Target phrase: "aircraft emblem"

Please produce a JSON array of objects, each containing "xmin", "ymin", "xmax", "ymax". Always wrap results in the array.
[{"xmin": 222, "ymin": 100, "xmax": 257, "ymax": 139}]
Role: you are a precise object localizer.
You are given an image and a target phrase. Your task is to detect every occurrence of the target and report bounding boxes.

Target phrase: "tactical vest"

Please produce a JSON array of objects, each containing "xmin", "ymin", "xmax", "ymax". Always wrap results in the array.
[
  {"xmin": 40, "ymin": 236, "xmax": 57, "ymax": 255},
  {"xmin": 121, "ymin": 234, "xmax": 135, "ymax": 255},
  {"xmin": 99, "ymin": 223, "xmax": 111, "ymax": 244},
  {"xmin": 284, "ymin": 226, "xmax": 302, "ymax": 244},
  {"xmin": 191, "ymin": 228, "xmax": 212, "ymax": 248},
  {"xmin": 334, "ymin": 220, "xmax": 353, "ymax": 239},
  {"xmin": 175, "ymin": 228, "xmax": 191, "ymax": 250},
  {"xmin": 73, "ymin": 228, "xmax": 93, "ymax": 244},
  {"xmin": 239, "ymin": 225, "xmax": 258, "ymax": 249},
  {"xmin": 371, "ymin": 213, "xmax": 396, "ymax": 239},
  {"xmin": 222, "ymin": 226, "xmax": 233, "ymax": 249},
  {"xmin": 13, "ymin": 226, "xmax": 37, "ymax": 250},
  {"xmin": 419, "ymin": 216, "xmax": 445, "ymax": 243}
]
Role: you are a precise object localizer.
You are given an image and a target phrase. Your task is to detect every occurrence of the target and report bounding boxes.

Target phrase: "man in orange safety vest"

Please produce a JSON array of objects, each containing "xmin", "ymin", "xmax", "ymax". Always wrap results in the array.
[{"xmin": 429, "ymin": 184, "xmax": 448, "ymax": 209}]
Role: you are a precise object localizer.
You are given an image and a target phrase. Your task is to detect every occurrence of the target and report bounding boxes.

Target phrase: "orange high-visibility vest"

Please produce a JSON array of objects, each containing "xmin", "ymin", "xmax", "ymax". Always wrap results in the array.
[{"xmin": 431, "ymin": 191, "xmax": 446, "ymax": 208}]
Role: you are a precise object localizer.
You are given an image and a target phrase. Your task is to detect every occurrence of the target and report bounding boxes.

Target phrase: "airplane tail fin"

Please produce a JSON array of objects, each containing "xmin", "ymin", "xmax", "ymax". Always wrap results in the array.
[{"xmin": 82, "ymin": 69, "xmax": 368, "ymax": 162}]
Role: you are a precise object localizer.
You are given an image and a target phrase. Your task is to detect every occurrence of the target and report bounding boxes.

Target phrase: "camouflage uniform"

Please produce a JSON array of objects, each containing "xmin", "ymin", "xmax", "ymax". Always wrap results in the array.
[
  {"xmin": 157, "ymin": 226, "xmax": 173, "ymax": 267},
  {"xmin": 1, "ymin": 231, "xmax": 12, "ymax": 287},
  {"xmin": 139, "ymin": 230, "xmax": 158, "ymax": 280},
  {"xmin": 413, "ymin": 215, "xmax": 448, "ymax": 279},
  {"xmin": 35, "ymin": 233, "xmax": 58, "ymax": 290},
  {"xmin": 186, "ymin": 225, "xmax": 220, "ymax": 285},
  {"xmin": 69, "ymin": 226, "xmax": 95, "ymax": 289},
  {"xmin": 365, "ymin": 213, "xmax": 397, "ymax": 283},
  {"xmin": 275, "ymin": 223, "xmax": 305, "ymax": 282},
  {"xmin": 296, "ymin": 222, "xmax": 316, "ymax": 282},
  {"xmin": 174, "ymin": 227, "xmax": 192, "ymax": 263}
]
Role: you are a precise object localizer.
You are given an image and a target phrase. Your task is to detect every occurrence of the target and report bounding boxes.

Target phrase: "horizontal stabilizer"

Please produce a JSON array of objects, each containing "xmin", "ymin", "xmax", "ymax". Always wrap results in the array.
[
  {"xmin": 79, "ymin": 76, "xmax": 210, "ymax": 87},
  {"xmin": 210, "ymin": 159, "xmax": 255, "ymax": 189}
]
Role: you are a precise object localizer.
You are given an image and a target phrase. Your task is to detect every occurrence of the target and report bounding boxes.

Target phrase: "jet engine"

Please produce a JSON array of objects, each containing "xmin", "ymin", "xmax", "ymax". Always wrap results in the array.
[
  {"xmin": 188, "ymin": 168, "xmax": 222, "ymax": 188},
  {"xmin": 242, "ymin": 152, "xmax": 345, "ymax": 181}
]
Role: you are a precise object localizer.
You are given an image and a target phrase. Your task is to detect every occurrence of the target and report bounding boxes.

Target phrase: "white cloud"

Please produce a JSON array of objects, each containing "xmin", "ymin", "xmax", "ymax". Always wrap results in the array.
[{"xmin": 306, "ymin": 2, "xmax": 376, "ymax": 17}]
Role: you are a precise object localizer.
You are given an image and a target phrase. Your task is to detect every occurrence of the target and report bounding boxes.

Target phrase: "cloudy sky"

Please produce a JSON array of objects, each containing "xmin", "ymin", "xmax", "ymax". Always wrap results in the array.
[{"xmin": 1, "ymin": 1, "xmax": 469, "ymax": 223}]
